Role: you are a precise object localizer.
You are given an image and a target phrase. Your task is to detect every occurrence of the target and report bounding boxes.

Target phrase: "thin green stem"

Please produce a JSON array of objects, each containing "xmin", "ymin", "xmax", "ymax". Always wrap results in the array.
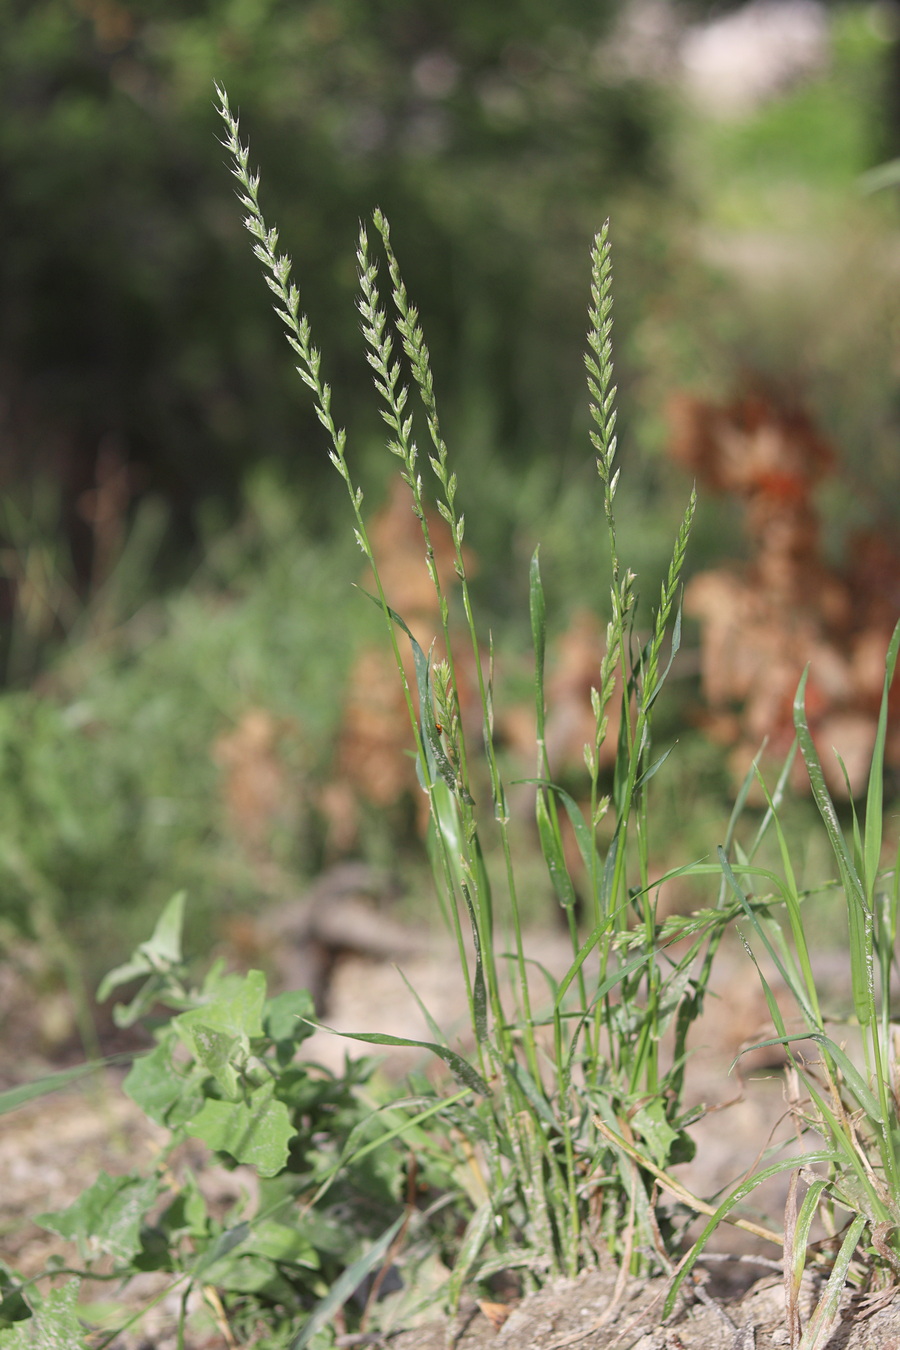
[{"xmin": 373, "ymin": 212, "xmax": 541, "ymax": 1085}]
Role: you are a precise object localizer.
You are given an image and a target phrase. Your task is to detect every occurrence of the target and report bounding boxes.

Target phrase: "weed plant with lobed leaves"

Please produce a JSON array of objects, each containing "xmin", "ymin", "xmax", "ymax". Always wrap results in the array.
[
  {"xmin": 1, "ymin": 895, "xmax": 446, "ymax": 1350},
  {"xmin": 2, "ymin": 83, "xmax": 900, "ymax": 1350}
]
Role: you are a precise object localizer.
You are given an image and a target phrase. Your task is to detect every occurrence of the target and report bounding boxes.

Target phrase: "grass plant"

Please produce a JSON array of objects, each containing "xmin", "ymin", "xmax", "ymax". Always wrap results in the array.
[
  {"xmin": 214, "ymin": 79, "xmax": 900, "ymax": 1329},
  {"xmin": 214, "ymin": 83, "xmax": 753, "ymax": 1292},
  {"xmin": 2, "ymin": 81, "xmax": 900, "ymax": 1350},
  {"xmin": 663, "ymin": 628, "xmax": 900, "ymax": 1343}
]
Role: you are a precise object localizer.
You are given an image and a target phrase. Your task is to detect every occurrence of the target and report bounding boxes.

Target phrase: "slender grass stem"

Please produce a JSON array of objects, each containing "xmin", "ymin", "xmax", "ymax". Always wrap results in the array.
[{"xmin": 372, "ymin": 213, "xmax": 542, "ymax": 1085}]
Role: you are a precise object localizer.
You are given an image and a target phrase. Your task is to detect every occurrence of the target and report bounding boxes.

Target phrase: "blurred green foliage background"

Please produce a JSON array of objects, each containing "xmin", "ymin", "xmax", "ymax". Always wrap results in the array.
[
  {"xmin": 1, "ymin": 0, "xmax": 666, "ymax": 536},
  {"xmin": 2, "ymin": 0, "xmax": 900, "ymax": 1018}
]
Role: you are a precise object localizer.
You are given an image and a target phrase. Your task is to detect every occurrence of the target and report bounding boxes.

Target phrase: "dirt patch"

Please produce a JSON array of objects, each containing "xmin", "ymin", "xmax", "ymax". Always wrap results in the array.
[{"xmin": 387, "ymin": 1263, "xmax": 900, "ymax": 1349}]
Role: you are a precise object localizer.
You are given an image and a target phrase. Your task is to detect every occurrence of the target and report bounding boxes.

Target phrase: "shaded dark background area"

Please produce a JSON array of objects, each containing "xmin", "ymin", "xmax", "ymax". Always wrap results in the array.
[
  {"xmin": 0, "ymin": 0, "xmax": 679, "ymax": 576},
  {"xmin": 4, "ymin": 0, "xmax": 898, "ymax": 614}
]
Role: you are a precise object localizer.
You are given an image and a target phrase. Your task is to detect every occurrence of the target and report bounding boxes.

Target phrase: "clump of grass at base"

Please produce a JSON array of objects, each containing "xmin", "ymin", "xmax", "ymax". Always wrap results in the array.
[
  {"xmin": 216, "ymin": 83, "xmax": 758, "ymax": 1300},
  {"xmin": 662, "ymin": 629, "xmax": 900, "ymax": 1345}
]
